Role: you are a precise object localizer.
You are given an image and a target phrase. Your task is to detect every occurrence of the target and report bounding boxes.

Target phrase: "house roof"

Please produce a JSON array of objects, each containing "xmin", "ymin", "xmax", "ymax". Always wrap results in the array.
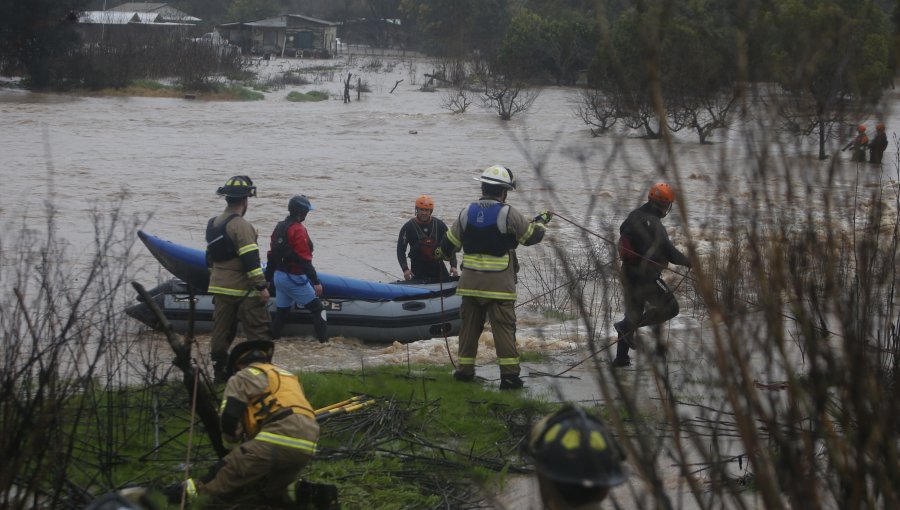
[
  {"xmin": 220, "ymin": 14, "xmax": 337, "ymax": 28},
  {"xmin": 109, "ymin": 2, "xmax": 167, "ymax": 11},
  {"xmin": 108, "ymin": 2, "xmax": 200, "ymax": 22},
  {"xmin": 78, "ymin": 11, "xmax": 163, "ymax": 24}
]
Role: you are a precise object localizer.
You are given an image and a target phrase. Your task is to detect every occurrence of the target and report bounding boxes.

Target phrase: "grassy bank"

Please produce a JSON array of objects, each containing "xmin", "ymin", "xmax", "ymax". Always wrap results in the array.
[
  {"xmin": 81, "ymin": 80, "xmax": 264, "ymax": 100},
  {"xmin": 71, "ymin": 364, "xmax": 559, "ymax": 509}
]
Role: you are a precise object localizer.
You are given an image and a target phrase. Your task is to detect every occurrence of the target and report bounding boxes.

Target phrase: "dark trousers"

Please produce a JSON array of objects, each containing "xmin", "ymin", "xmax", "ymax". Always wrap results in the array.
[{"xmin": 616, "ymin": 274, "xmax": 679, "ymax": 360}]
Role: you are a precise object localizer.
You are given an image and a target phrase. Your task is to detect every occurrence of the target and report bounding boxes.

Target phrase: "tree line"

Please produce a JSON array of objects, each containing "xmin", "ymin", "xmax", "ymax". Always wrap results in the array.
[{"xmin": 0, "ymin": 0, "xmax": 895, "ymax": 155}]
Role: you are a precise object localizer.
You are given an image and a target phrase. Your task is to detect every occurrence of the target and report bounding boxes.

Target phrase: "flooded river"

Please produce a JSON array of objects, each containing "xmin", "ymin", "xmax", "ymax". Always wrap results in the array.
[{"xmin": 2, "ymin": 56, "xmax": 897, "ymax": 508}]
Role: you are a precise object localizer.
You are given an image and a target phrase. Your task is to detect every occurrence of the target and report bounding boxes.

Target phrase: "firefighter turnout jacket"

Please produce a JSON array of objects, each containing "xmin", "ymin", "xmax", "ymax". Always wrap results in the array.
[
  {"xmin": 439, "ymin": 198, "xmax": 546, "ymax": 300},
  {"xmin": 220, "ymin": 362, "xmax": 318, "ymax": 454},
  {"xmin": 207, "ymin": 212, "xmax": 267, "ymax": 297}
]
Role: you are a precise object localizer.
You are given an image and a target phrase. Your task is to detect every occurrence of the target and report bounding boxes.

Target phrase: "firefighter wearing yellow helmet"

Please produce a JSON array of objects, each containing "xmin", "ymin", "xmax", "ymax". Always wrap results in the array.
[
  {"xmin": 529, "ymin": 405, "xmax": 628, "ymax": 508},
  {"xmin": 435, "ymin": 165, "xmax": 552, "ymax": 390}
]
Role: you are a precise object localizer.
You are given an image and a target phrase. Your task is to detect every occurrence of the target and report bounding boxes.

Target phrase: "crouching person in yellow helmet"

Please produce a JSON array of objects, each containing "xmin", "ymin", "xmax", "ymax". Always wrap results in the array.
[
  {"xmin": 167, "ymin": 340, "xmax": 338, "ymax": 509},
  {"xmin": 529, "ymin": 405, "xmax": 628, "ymax": 509}
]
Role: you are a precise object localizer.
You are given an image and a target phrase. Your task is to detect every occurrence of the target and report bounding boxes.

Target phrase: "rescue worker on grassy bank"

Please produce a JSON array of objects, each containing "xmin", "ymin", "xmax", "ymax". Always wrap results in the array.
[
  {"xmin": 397, "ymin": 195, "xmax": 458, "ymax": 282},
  {"xmin": 435, "ymin": 165, "xmax": 551, "ymax": 390},
  {"xmin": 842, "ymin": 124, "xmax": 869, "ymax": 162},
  {"xmin": 206, "ymin": 175, "xmax": 270, "ymax": 382},
  {"xmin": 169, "ymin": 340, "xmax": 338, "ymax": 509},
  {"xmin": 869, "ymin": 123, "xmax": 888, "ymax": 164},
  {"xmin": 267, "ymin": 195, "xmax": 328, "ymax": 343},
  {"xmin": 529, "ymin": 405, "xmax": 628, "ymax": 509},
  {"xmin": 613, "ymin": 183, "xmax": 691, "ymax": 368}
]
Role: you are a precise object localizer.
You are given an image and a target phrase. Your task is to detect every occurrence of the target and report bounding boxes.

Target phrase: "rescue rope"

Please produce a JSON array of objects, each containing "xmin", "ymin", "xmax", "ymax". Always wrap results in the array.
[
  {"xmin": 179, "ymin": 361, "xmax": 202, "ymax": 510},
  {"xmin": 550, "ymin": 210, "xmax": 691, "ymax": 279},
  {"xmin": 437, "ymin": 266, "xmax": 458, "ymax": 370}
]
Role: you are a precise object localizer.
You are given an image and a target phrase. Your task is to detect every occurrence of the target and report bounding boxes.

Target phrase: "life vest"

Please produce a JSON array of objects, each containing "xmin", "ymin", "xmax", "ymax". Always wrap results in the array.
[
  {"xmin": 270, "ymin": 218, "xmax": 304, "ymax": 271},
  {"xmin": 461, "ymin": 202, "xmax": 518, "ymax": 272},
  {"xmin": 206, "ymin": 214, "xmax": 239, "ymax": 263},
  {"xmin": 242, "ymin": 363, "xmax": 315, "ymax": 439},
  {"xmin": 618, "ymin": 236, "xmax": 640, "ymax": 266},
  {"xmin": 410, "ymin": 220, "xmax": 438, "ymax": 262}
]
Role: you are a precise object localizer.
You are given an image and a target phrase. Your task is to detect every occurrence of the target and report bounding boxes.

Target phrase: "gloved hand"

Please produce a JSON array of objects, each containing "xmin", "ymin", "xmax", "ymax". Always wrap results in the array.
[{"xmin": 533, "ymin": 211, "xmax": 553, "ymax": 224}]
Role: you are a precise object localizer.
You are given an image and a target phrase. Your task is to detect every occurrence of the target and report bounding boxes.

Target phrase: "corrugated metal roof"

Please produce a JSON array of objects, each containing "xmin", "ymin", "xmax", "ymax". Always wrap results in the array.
[
  {"xmin": 237, "ymin": 14, "xmax": 337, "ymax": 28},
  {"xmin": 78, "ymin": 11, "xmax": 163, "ymax": 24},
  {"xmin": 108, "ymin": 3, "xmax": 167, "ymax": 12},
  {"xmin": 107, "ymin": 2, "xmax": 200, "ymax": 22}
]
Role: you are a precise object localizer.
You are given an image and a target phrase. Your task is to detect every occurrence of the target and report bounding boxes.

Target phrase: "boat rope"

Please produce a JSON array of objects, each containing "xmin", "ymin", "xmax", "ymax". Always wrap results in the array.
[{"xmin": 438, "ymin": 266, "xmax": 457, "ymax": 370}]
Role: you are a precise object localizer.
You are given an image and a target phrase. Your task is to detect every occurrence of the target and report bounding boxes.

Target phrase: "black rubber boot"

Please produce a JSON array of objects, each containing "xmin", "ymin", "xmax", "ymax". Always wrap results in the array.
[
  {"xmin": 211, "ymin": 351, "xmax": 229, "ymax": 384},
  {"xmin": 294, "ymin": 480, "xmax": 339, "ymax": 510},
  {"xmin": 452, "ymin": 370, "xmax": 475, "ymax": 382},
  {"xmin": 308, "ymin": 301, "xmax": 328, "ymax": 343},
  {"xmin": 270, "ymin": 307, "xmax": 291, "ymax": 340},
  {"xmin": 499, "ymin": 374, "xmax": 524, "ymax": 390}
]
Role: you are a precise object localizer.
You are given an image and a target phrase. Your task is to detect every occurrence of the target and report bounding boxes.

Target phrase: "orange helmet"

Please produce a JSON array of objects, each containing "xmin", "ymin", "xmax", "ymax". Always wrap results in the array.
[
  {"xmin": 858, "ymin": 124, "xmax": 866, "ymax": 133},
  {"xmin": 648, "ymin": 183, "xmax": 675, "ymax": 204},
  {"xmin": 877, "ymin": 123, "xmax": 885, "ymax": 131},
  {"xmin": 415, "ymin": 195, "xmax": 434, "ymax": 210}
]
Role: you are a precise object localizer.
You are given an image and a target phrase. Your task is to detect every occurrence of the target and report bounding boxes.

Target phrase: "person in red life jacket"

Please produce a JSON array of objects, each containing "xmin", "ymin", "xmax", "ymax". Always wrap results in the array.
[
  {"xmin": 397, "ymin": 195, "xmax": 458, "ymax": 282},
  {"xmin": 267, "ymin": 195, "xmax": 328, "ymax": 343},
  {"xmin": 167, "ymin": 340, "xmax": 338, "ymax": 509},
  {"xmin": 613, "ymin": 183, "xmax": 691, "ymax": 368},
  {"xmin": 435, "ymin": 165, "xmax": 551, "ymax": 390},
  {"xmin": 869, "ymin": 123, "xmax": 888, "ymax": 164},
  {"xmin": 206, "ymin": 175, "xmax": 270, "ymax": 383},
  {"xmin": 842, "ymin": 124, "xmax": 869, "ymax": 162}
]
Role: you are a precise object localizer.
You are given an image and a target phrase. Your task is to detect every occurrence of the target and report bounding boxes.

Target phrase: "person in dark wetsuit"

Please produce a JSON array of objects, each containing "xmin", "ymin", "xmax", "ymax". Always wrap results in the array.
[
  {"xmin": 267, "ymin": 195, "xmax": 328, "ymax": 343},
  {"xmin": 869, "ymin": 123, "xmax": 888, "ymax": 164},
  {"xmin": 397, "ymin": 195, "xmax": 458, "ymax": 281},
  {"xmin": 613, "ymin": 182, "xmax": 692, "ymax": 368}
]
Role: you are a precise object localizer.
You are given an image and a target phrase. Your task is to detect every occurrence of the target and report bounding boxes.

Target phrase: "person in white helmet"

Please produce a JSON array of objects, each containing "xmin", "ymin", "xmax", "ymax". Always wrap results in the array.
[{"xmin": 435, "ymin": 165, "xmax": 551, "ymax": 390}]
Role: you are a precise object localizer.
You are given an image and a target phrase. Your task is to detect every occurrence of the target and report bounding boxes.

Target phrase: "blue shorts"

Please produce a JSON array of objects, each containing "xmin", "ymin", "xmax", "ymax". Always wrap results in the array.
[{"xmin": 274, "ymin": 270, "xmax": 317, "ymax": 308}]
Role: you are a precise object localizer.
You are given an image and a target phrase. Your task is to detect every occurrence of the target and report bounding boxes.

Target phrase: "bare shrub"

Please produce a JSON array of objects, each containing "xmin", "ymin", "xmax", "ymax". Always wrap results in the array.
[{"xmin": 440, "ymin": 87, "xmax": 472, "ymax": 113}]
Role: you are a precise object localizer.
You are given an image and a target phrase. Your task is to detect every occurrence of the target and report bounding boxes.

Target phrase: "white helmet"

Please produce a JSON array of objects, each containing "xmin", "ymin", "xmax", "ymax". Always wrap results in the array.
[{"xmin": 474, "ymin": 165, "xmax": 516, "ymax": 190}]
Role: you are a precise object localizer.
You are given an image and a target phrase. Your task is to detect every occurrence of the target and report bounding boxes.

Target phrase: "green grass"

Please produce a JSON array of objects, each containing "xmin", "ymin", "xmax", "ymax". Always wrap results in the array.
[
  {"xmin": 286, "ymin": 90, "xmax": 329, "ymax": 102},
  {"xmin": 63, "ymin": 364, "xmax": 558, "ymax": 509}
]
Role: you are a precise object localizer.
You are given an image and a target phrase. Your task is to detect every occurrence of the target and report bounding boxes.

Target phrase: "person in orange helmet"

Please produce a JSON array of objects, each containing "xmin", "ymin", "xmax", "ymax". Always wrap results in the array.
[
  {"xmin": 842, "ymin": 124, "xmax": 869, "ymax": 162},
  {"xmin": 397, "ymin": 195, "xmax": 458, "ymax": 282},
  {"xmin": 613, "ymin": 183, "xmax": 692, "ymax": 368},
  {"xmin": 869, "ymin": 123, "xmax": 888, "ymax": 164}
]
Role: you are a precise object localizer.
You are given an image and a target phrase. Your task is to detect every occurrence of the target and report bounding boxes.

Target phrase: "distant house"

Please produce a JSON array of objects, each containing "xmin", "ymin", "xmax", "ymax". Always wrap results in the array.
[
  {"xmin": 107, "ymin": 2, "xmax": 200, "ymax": 23},
  {"xmin": 75, "ymin": 8, "xmax": 196, "ymax": 45},
  {"xmin": 218, "ymin": 14, "xmax": 338, "ymax": 57}
]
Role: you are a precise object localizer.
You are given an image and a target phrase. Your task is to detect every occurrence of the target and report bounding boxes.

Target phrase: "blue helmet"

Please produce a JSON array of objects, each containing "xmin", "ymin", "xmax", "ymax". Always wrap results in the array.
[{"xmin": 288, "ymin": 195, "xmax": 314, "ymax": 216}]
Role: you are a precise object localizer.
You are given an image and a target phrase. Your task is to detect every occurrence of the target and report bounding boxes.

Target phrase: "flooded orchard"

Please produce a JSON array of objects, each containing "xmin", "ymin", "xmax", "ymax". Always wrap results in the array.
[{"xmin": 2, "ymin": 55, "xmax": 898, "ymax": 509}]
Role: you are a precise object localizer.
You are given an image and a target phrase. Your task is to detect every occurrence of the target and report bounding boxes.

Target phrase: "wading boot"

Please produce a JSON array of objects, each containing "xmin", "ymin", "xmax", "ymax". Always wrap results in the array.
[
  {"xmin": 270, "ymin": 307, "xmax": 291, "ymax": 340},
  {"xmin": 452, "ymin": 369, "xmax": 475, "ymax": 382},
  {"xmin": 611, "ymin": 357, "xmax": 631, "ymax": 368},
  {"xmin": 499, "ymin": 374, "xmax": 525, "ymax": 390},
  {"xmin": 614, "ymin": 320, "xmax": 636, "ymax": 349}
]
